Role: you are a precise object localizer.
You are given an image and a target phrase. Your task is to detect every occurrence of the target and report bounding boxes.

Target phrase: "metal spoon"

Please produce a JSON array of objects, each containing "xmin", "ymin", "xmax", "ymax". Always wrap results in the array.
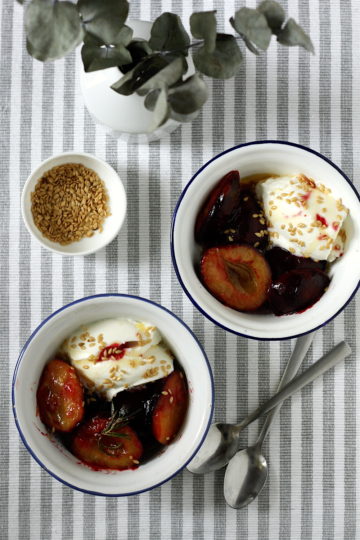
[
  {"xmin": 223, "ymin": 332, "xmax": 314, "ymax": 508},
  {"xmin": 187, "ymin": 340, "xmax": 351, "ymax": 475}
]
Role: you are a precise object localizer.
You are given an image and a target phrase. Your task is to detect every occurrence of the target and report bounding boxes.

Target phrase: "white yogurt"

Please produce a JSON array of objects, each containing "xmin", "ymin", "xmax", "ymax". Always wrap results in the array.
[
  {"xmin": 258, "ymin": 174, "xmax": 348, "ymax": 260},
  {"xmin": 62, "ymin": 318, "xmax": 174, "ymax": 400}
]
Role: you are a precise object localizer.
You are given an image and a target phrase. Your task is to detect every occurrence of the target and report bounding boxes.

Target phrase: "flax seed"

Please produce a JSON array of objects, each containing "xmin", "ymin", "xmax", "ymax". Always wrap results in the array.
[{"xmin": 31, "ymin": 163, "xmax": 111, "ymax": 245}]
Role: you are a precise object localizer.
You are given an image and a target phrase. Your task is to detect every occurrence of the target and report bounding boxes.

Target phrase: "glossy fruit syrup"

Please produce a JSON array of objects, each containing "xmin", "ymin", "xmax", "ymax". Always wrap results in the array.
[
  {"xmin": 195, "ymin": 170, "xmax": 331, "ymax": 316},
  {"xmin": 37, "ymin": 356, "xmax": 189, "ymax": 471}
]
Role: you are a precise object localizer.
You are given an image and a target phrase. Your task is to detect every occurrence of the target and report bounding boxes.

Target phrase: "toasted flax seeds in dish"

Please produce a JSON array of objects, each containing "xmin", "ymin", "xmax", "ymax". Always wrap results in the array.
[{"xmin": 31, "ymin": 163, "xmax": 111, "ymax": 245}]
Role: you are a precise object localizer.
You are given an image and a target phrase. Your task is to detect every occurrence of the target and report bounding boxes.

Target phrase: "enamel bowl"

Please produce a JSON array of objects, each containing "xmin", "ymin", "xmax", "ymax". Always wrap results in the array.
[
  {"xmin": 21, "ymin": 152, "xmax": 126, "ymax": 256},
  {"xmin": 171, "ymin": 141, "xmax": 360, "ymax": 340},
  {"xmin": 12, "ymin": 294, "xmax": 214, "ymax": 496}
]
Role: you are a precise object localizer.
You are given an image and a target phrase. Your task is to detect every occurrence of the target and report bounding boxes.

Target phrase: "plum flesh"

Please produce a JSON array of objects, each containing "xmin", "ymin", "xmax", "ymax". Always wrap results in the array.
[
  {"xmin": 195, "ymin": 171, "xmax": 268, "ymax": 250},
  {"xmin": 268, "ymin": 269, "xmax": 330, "ymax": 315},
  {"xmin": 266, "ymin": 247, "xmax": 326, "ymax": 280}
]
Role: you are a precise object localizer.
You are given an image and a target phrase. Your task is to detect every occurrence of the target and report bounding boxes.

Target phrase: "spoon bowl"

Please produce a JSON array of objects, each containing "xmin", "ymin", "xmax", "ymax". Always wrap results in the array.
[
  {"xmin": 186, "ymin": 422, "xmax": 240, "ymax": 474},
  {"xmin": 224, "ymin": 445, "xmax": 268, "ymax": 509}
]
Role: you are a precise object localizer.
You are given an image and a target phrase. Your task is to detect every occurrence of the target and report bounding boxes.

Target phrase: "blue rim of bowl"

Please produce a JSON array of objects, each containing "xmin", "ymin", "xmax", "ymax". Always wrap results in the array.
[
  {"xmin": 12, "ymin": 293, "xmax": 215, "ymax": 497},
  {"xmin": 171, "ymin": 140, "xmax": 360, "ymax": 341}
]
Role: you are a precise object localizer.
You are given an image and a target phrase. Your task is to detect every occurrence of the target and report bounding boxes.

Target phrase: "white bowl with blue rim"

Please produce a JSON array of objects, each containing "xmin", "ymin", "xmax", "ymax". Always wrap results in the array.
[
  {"xmin": 171, "ymin": 141, "xmax": 360, "ymax": 340},
  {"xmin": 12, "ymin": 294, "xmax": 214, "ymax": 496}
]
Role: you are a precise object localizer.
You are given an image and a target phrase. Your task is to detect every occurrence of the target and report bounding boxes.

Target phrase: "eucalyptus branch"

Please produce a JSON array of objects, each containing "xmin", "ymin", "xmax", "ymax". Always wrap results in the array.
[{"xmin": 22, "ymin": 0, "xmax": 314, "ymax": 130}]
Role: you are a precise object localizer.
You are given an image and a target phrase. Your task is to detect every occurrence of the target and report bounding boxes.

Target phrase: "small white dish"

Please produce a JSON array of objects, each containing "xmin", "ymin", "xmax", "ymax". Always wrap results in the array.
[
  {"xmin": 21, "ymin": 152, "xmax": 126, "ymax": 256},
  {"xmin": 171, "ymin": 141, "xmax": 360, "ymax": 340},
  {"xmin": 12, "ymin": 294, "xmax": 214, "ymax": 496}
]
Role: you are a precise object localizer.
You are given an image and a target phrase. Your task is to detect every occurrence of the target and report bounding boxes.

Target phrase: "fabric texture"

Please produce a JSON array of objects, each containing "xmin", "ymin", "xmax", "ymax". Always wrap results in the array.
[{"xmin": 0, "ymin": 0, "xmax": 359, "ymax": 539}]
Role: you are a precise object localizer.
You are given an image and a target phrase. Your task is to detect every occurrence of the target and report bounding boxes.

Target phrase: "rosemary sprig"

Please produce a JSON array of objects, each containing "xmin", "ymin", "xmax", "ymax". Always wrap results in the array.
[{"xmin": 98, "ymin": 402, "xmax": 142, "ymax": 452}]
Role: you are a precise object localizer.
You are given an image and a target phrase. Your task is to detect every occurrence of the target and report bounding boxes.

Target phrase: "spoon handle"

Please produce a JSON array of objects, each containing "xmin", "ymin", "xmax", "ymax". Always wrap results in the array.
[
  {"xmin": 256, "ymin": 332, "xmax": 315, "ymax": 447},
  {"xmin": 236, "ymin": 341, "xmax": 351, "ymax": 434}
]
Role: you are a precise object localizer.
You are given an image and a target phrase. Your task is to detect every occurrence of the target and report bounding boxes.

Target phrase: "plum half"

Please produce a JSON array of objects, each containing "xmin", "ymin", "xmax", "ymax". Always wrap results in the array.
[
  {"xmin": 268, "ymin": 268, "xmax": 330, "ymax": 316},
  {"xmin": 266, "ymin": 246, "xmax": 326, "ymax": 280},
  {"xmin": 200, "ymin": 245, "xmax": 271, "ymax": 311},
  {"xmin": 195, "ymin": 171, "xmax": 268, "ymax": 250}
]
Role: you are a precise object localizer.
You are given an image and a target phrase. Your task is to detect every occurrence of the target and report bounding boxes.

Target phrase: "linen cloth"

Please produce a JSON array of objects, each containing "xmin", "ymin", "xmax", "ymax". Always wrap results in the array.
[{"xmin": 1, "ymin": 0, "xmax": 359, "ymax": 539}]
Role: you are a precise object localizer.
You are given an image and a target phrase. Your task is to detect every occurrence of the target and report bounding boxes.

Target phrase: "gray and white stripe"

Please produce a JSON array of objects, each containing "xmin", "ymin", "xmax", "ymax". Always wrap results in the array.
[{"xmin": 0, "ymin": 0, "xmax": 359, "ymax": 539}]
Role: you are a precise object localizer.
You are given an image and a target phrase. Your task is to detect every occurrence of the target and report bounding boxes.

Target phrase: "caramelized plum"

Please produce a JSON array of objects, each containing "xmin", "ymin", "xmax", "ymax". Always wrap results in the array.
[
  {"xmin": 152, "ymin": 371, "xmax": 188, "ymax": 445},
  {"xmin": 266, "ymin": 247, "xmax": 326, "ymax": 280},
  {"xmin": 201, "ymin": 245, "xmax": 271, "ymax": 311},
  {"xmin": 72, "ymin": 416, "xmax": 143, "ymax": 470},
  {"xmin": 268, "ymin": 269, "xmax": 330, "ymax": 316},
  {"xmin": 112, "ymin": 380, "xmax": 163, "ymax": 428},
  {"xmin": 195, "ymin": 171, "xmax": 268, "ymax": 250},
  {"xmin": 37, "ymin": 359, "xmax": 84, "ymax": 432},
  {"xmin": 195, "ymin": 170, "xmax": 242, "ymax": 246}
]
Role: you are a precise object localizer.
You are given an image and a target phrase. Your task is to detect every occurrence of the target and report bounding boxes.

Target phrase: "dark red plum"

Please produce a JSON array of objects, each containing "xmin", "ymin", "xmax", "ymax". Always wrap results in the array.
[
  {"xmin": 266, "ymin": 247, "xmax": 327, "ymax": 280},
  {"xmin": 195, "ymin": 171, "xmax": 268, "ymax": 250},
  {"xmin": 268, "ymin": 269, "xmax": 330, "ymax": 316},
  {"xmin": 200, "ymin": 244, "xmax": 272, "ymax": 311}
]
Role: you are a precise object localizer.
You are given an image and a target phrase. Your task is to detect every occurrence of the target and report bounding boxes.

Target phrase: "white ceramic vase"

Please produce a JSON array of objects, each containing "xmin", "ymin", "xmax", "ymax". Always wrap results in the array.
[{"xmin": 80, "ymin": 20, "xmax": 182, "ymax": 143}]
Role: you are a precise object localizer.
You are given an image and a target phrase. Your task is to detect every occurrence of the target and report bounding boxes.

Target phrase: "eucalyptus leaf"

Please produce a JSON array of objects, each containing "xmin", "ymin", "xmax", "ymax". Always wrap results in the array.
[
  {"xmin": 119, "ymin": 39, "xmax": 153, "ymax": 74},
  {"xmin": 277, "ymin": 18, "xmax": 314, "ymax": 53},
  {"xmin": 144, "ymin": 89, "xmax": 161, "ymax": 111},
  {"xmin": 190, "ymin": 11, "xmax": 217, "ymax": 53},
  {"xmin": 148, "ymin": 87, "xmax": 169, "ymax": 132},
  {"xmin": 78, "ymin": 0, "xmax": 129, "ymax": 44},
  {"xmin": 193, "ymin": 34, "xmax": 243, "ymax": 79},
  {"xmin": 111, "ymin": 54, "xmax": 170, "ymax": 95},
  {"xmin": 128, "ymin": 39, "xmax": 153, "ymax": 55},
  {"xmin": 111, "ymin": 67, "xmax": 140, "ymax": 95},
  {"xmin": 257, "ymin": 0, "xmax": 285, "ymax": 33},
  {"xmin": 230, "ymin": 22, "xmax": 260, "ymax": 55},
  {"xmin": 168, "ymin": 74, "xmax": 208, "ymax": 114},
  {"xmin": 138, "ymin": 55, "xmax": 186, "ymax": 93},
  {"xmin": 113, "ymin": 25, "xmax": 133, "ymax": 46},
  {"xmin": 81, "ymin": 37, "xmax": 132, "ymax": 72},
  {"xmin": 231, "ymin": 7, "xmax": 272, "ymax": 51},
  {"xmin": 25, "ymin": 0, "xmax": 84, "ymax": 61},
  {"xmin": 149, "ymin": 12, "xmax": 190, "ymax": 51},
  {"xmin": 170, "ymin": 109, "xmax": 200, "ymax": 123}
]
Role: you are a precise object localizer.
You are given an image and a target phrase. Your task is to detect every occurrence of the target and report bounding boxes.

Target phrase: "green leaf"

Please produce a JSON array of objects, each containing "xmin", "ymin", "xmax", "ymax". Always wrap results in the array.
[
  {"xmin": 25, "ymin": 0, "xmax": 84, "ymax": 61},
  {"xmin": 119, "ymin": 39, "xmax": 153, "ymax": 74},
  {"xmin": 170, "ymin": 109, "xmax": 200, "ymax": 123},
  {"xmin": 111, "ymin": 54, "xmax": 170, "ymax": 95},
  {"xmin": 193, "ymin": 34, "xmax": 243, "ymax": 79},
  {"xmin": 113, "ymin": 24, "xmax": 133, "ymax": 46},
  {"xmin": 277, "ymin": 18, "xmax": 314, "ymax": 53},
  {"xmin": 257, "ymin": 1, "xmax": 285, "ymax": 33},
  {"xmin": 168, "ymin": 74, "xmax": 208, "ymax": 114},
  {"xmin": 144, "ymin": 89, "xmax": 161, "ymax": 111},
  {"xmin": 138, "ymin": 55, "xmax": 186, "ymax": 93},
  {"xmin": 111, "ymin": 68, "xmax": 140, "ymax": 95},
  {"xmin": 190, "ymin": 11, "xmax": 217, "ymax": 53},
  {"xmin": 230, "ymin": 20, "xmax": 260, "ymax": 56},
  {"xmin": 78, "ymin": 0, "xmax": 129, "ymax": 44},
  {"xmin": 231, "ymin": 7, "xmax": 272, "ymax": 51},
  {"xmin": 148, "ymin": 87, "xmax": 169, "ymax": 132},
  {"xmin": 149, "ymin": 12, "xmax": 190, "ymax": 51},
  {"xmin": 81, "ymin": 33, "xmax": 132, "ymax": 72}
]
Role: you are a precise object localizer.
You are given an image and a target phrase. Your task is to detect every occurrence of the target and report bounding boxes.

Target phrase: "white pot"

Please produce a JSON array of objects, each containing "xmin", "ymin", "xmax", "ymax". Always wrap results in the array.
[{"xmin": 80, "ymin": 20, "xmax": 189, "ymax": 143}]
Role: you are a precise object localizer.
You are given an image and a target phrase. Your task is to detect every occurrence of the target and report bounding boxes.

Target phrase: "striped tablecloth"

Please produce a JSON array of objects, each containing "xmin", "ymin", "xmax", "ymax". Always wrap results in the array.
[{"xmin": 1, "ymin": 1, "xmax": 359, "ymax": 539}]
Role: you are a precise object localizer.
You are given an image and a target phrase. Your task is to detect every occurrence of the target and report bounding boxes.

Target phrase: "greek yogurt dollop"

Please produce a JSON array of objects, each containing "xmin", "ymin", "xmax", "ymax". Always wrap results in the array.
[
  {"xmin": 258, "ymin": 174, "xmax": 348, "ymax": 261},
  {"xmin": 62, "ymin": 318, "xmax": 174, "ymax": 400}
]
